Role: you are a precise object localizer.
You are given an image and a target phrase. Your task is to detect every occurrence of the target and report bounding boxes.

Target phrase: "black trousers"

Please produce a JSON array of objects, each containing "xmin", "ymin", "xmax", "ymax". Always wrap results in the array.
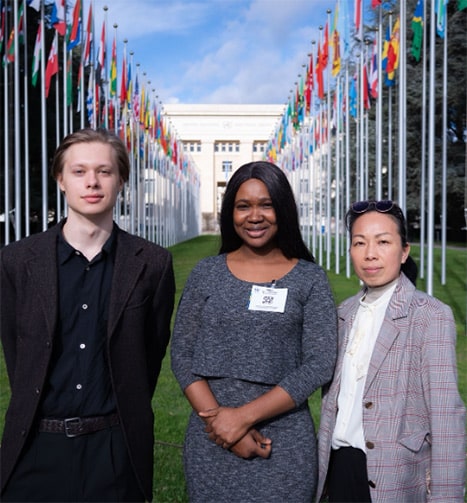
[
  {"xmin": 327, "ymin": 447, "xmax": 372, "ymax": 503},
  {"xmin": 2, "ymin": 425, "xmax": 145, "ymax": 502}
]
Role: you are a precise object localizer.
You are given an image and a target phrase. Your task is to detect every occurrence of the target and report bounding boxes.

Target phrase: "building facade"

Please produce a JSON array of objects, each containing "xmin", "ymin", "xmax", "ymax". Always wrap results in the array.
[{"xmin": 163, "ymin": 104, "xmax": 284, "ymax": 232}]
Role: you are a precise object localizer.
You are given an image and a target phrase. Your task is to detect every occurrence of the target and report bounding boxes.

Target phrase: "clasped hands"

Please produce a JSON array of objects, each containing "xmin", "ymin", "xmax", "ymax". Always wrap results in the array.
[{"xmin": 199, "ymin": 406, "xmax": 272, "ymax": 459}]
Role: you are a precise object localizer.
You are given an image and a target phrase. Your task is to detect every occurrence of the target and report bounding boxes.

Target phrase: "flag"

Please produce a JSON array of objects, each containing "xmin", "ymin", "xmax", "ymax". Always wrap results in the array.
[
  {"xmin": 363, "ymin": 62, "xmax": 370, "ymax": 109},
  {"xmin": 337, "ymin": 0, "xmax": 350, "ymax": 60},
  {"xmin": 132, "ymin": 73, "xmax": 140, "ymax": 120},
  {"xmin": 305, "ymin": 52, "xmax": 313, "ymax": 113},
  {"xmin": 321, "ymin": 22, "xmax": 329, "ymax": 70},
  {"xmin": 386, "ymin": 17, "xmax": 400, "ymax": 78},
  {"xmin": 120, "ymin": 50, "xmax": 127, "ymax": 106},
  {"xmin": 316, "ymin": 42, "xmax": 324, "ymax": 100},
  {"xmin": 435, "ymin": 0, "xmax": 448, "ymax": 38},
  {"xmin": 411, "ymin": 0, "xmax": 424, "ymax": 61},
  {"xmin": 83, "ymin": 3, "xmax": 92, "ymax": 66},
  {"xmin": 5, "ymin": 2, "xmax": 25, "ymax": 64},
  {"xmin": 109, "ymin": 35, "xmax": 117, "ymax": 97},
  {"xmin": 51, "ymin": 0, "xmax": 66, "ymax": 36},
  {"xmin": 331, "ymin": 4, "xmax": 341, "ymax": 77},
  {"xmin": 459, "ymin": 0, "xmax": 467, "ymax": 9},
  {"xmin": 97, "ymin": 20, "xmax": 105, "ymax": 74},
  {"xmin": 27, "ymin": 0, "xmax": 40, "ymax": 11},
  {"xmin": 126, "ymin": 60, "xmax": 132, "ymax": 109},
  {"xmin": 369, "ymin": 39, "xmax": 378, "ymax": 99},
  {"xmin": 354, "ymin": 0, "xmax": 362, "ymax": 40},
  {"xmin": 31, "ymin": 23, "xmax": 41, "ymax": 86},
  {"xmin": 45, "ymin": 33, "xmax": 58, "ymax": 97},
  {"xmin": 68, "ymin": 0, "xmax": 82, "ymax": 50},
  {"xmin": 371, "ymin": 0, "xmax": 382, "ymax": 7}
]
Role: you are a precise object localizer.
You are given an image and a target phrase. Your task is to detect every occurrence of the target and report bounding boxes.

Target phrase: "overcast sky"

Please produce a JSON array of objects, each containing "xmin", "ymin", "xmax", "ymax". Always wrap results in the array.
[{"xmin": 84, "ymin": 0, "xmax": 335, "ymax": 106}]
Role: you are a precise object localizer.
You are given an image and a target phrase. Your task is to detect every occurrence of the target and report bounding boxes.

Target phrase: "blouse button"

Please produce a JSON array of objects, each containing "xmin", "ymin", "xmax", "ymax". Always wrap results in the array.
[{"xmin": 366, "ymin": 441, "xmax": 375, "ymax": 450}]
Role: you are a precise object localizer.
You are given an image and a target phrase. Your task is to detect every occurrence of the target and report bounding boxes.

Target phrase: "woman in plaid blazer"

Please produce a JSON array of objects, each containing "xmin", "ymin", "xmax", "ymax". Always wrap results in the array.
[{"xmin": 316, "ymin": 200, "xmax": 466, "ymax": 502}]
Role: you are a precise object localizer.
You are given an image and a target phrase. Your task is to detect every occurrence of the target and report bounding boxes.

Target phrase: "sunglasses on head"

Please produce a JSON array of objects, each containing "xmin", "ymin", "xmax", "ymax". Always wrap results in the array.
[{"xmin": 350, "ymin": 200, "xmax": 395, "ymax": 214}]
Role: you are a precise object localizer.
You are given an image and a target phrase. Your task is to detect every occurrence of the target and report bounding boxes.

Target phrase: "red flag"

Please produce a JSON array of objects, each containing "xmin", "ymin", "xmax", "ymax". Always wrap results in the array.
[
  {"xmin": 83, "ymin": 4, "xmax": 92, "ymax": 66},
  {"xmin": 321, "ymin": 22, "xmax": 329, "ymax": 70},
  {"xmin": 120, "ymin": 51, "xmax": 127, "ymax": 106},
  {"xmin": 363, "ymin": 64, "xmax": 370, "ymax": 109},
  {"xmin": 371, "ymin": 0, "xmax": 382, "ymax": 7},
  {"xmin": 45, "ymin": 34, "xmax": 59, "ymax": 98},
  {"xmin": 97, "ymin": 21, "xmax": 105, "ymax": 68},
  {"xmin": 305, "ymin": 52, "xmax": 313, "ymax": 113},
  {"xmin": 68, "ymin": 0, "xmax": 82, "ymax": 49},
  {"xmin": 316, "ymin": 42, "xmax": 324, "ymax": 100}
]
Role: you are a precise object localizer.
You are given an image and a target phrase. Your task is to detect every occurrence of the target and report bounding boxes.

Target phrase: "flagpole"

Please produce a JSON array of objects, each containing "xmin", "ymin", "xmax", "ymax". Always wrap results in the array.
[
  {"xmin": 440, "ymin": 11, "xmax": 448, "ymax": 284},
  {"xmin": 62, "ymin": 2, "xmax": 67, "ymax": 138},
  {"xmin": 398, "ymin": 5, "xmax": 407, "ymax": 213},
  {"xmin": 334, "ymin": 74, "xmax": 341, "ymax": 275},
  {"xmin": 387, "ymin": 12, "xmax": 393, "ymax": 200},
  {"xmin": 13, "ymin": 0, "xmax": 21, "ymax": 239},
  {"xmin": 325, "ymin": 9, "xmax": 332, "ymax": 271},
  {"xmin": 55, "ymin": 67, "xmax": 61, "ymax": 221},
  {"xmin": 40, "ymin": 0, "xmax": 48, "ymax": 230},
  {"xmin": 359, "ymin": 47, "xmax": 364, "ymax": 200},
  {"xmin": 3, "ymin": 19, "xmax": 11, "ymax": 244},
  {"xmin": 419, "ymin": 0, "xmax": 427, "ymax": 280},
  {"xmin": 23, "ymin": 1, "xmax": 30, "ymax": 236},
  {"xmin": 427, "ymin": 0, "xmax": 437, "ymax": 295},
  {"xmin": 103, "ymin": 5, "xmax": 108, "ymax": 129},
  {"xmin": 345, "ymin": 63, "xmax": 351, "ymax": 277},
  {"xmin": 310, "ymin": 40, "xmax": 317, "ymax": 256},
  {"xmin": 376, "ymin": 11, "xmax": 383, "ymax": 199}
]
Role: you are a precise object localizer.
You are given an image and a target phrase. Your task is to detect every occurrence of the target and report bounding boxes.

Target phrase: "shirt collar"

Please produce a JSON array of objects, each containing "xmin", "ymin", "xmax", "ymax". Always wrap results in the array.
[{"xmin": 57, "ymin": 220, "xmax": 117, "ymax": 265}]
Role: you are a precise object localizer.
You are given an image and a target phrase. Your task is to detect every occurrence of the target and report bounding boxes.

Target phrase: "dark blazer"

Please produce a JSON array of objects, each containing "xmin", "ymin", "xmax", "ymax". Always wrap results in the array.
[{"xmin": 0, "ymin": 223, "xmax": 175, "ymax": 501}]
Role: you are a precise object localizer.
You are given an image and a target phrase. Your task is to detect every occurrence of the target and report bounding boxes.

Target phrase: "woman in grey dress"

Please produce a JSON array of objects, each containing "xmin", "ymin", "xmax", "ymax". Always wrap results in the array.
[{"xmin": 171, "ymin": 161, "xmax": 337, "ymax": 502}]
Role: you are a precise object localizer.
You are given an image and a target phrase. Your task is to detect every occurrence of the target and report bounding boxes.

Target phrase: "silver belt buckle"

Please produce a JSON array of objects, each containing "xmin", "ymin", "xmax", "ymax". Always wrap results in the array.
[{"xmin": 64, "ymin": 417, "xmax": 82, "ymax": 438}]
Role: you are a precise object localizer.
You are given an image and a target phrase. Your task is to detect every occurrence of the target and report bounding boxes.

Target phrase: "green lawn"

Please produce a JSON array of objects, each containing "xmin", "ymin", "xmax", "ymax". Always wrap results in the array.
[{"xmin": 0, "ymin": 234, "xmax": 465, "ymax": 502}]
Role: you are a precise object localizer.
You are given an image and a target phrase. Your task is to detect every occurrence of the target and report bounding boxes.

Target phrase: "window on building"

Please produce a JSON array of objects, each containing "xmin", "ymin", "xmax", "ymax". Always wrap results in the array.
[
  {"xmin": 215, "ymin": 141, "xmax": 240, "ymax": 153},
  {"xmin": 222, "ymin": 161, "xmax": 232, "ymax": 173},
  {"xmin": 253, "ymin": 141, "xmax": 266, "ymax": 153},
  {"xmin": 183, "ymin": 141, "xmax": 201, "ymax": 153}
]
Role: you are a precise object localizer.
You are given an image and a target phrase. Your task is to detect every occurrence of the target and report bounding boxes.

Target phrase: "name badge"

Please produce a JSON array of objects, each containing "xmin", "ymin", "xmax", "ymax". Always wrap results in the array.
[{"xmin": 248, "ymin": 285, "xmax": 288, "ymax": 313}]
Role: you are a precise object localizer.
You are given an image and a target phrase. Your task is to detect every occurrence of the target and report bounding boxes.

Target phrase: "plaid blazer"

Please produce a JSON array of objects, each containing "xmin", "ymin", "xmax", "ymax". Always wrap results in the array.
[{"xmin": 316, "ymin": 273, "xmax": 466, "ymax": 502}]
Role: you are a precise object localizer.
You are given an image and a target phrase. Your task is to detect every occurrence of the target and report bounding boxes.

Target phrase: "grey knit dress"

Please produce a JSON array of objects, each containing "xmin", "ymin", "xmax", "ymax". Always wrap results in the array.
[{"xmin": 171, "ymin": 254, "xmax": 337, "ymax": 503}]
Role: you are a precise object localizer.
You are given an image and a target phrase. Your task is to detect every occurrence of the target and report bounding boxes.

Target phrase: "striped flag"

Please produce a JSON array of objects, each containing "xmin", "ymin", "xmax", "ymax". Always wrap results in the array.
[
  {"xmin": 68, "ymin": 0, "xmax": 82, "ymax": 50},
  {"xmin": 45, "ymin": 33, "xmax": 58, "ymax": 97},
  {"xmin": 31, "ymin": 23, "xmax": 41, "ymax": 86},
  {"xmin": 83, "ymin": 3, "xmax": 92, "ymax": 66}
]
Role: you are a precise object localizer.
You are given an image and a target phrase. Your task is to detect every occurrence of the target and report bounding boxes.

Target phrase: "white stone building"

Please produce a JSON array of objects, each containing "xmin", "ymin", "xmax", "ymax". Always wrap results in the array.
[{"xmin": 163, "ymin": 104, "xmax": 284, "ymax": 232}]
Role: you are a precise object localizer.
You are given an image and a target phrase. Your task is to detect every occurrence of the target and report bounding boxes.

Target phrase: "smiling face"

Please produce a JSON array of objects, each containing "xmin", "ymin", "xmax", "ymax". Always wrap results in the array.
[
  {"xmin": 350, "ymin": 211, "xmax": 410, "ymax": 288},
  {"xmin": 232, "ymin": 178, "xmax": 278, "ymax": 251},
  {"xmin": 57, "ymin": 141, "xmax": 123, "ymax": 223}
]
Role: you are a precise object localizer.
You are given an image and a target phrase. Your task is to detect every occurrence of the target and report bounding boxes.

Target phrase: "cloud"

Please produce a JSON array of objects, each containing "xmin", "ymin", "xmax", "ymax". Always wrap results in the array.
[{"xmin": 88, "ymin": 0, "xmax": 332, "ymax": 104}]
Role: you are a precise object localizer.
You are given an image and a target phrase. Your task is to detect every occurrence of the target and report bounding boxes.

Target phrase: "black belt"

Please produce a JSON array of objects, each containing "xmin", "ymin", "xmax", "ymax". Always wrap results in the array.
[{"xmin": 39, "ymin": 413, "xmax": 120, "ymax": 438}]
